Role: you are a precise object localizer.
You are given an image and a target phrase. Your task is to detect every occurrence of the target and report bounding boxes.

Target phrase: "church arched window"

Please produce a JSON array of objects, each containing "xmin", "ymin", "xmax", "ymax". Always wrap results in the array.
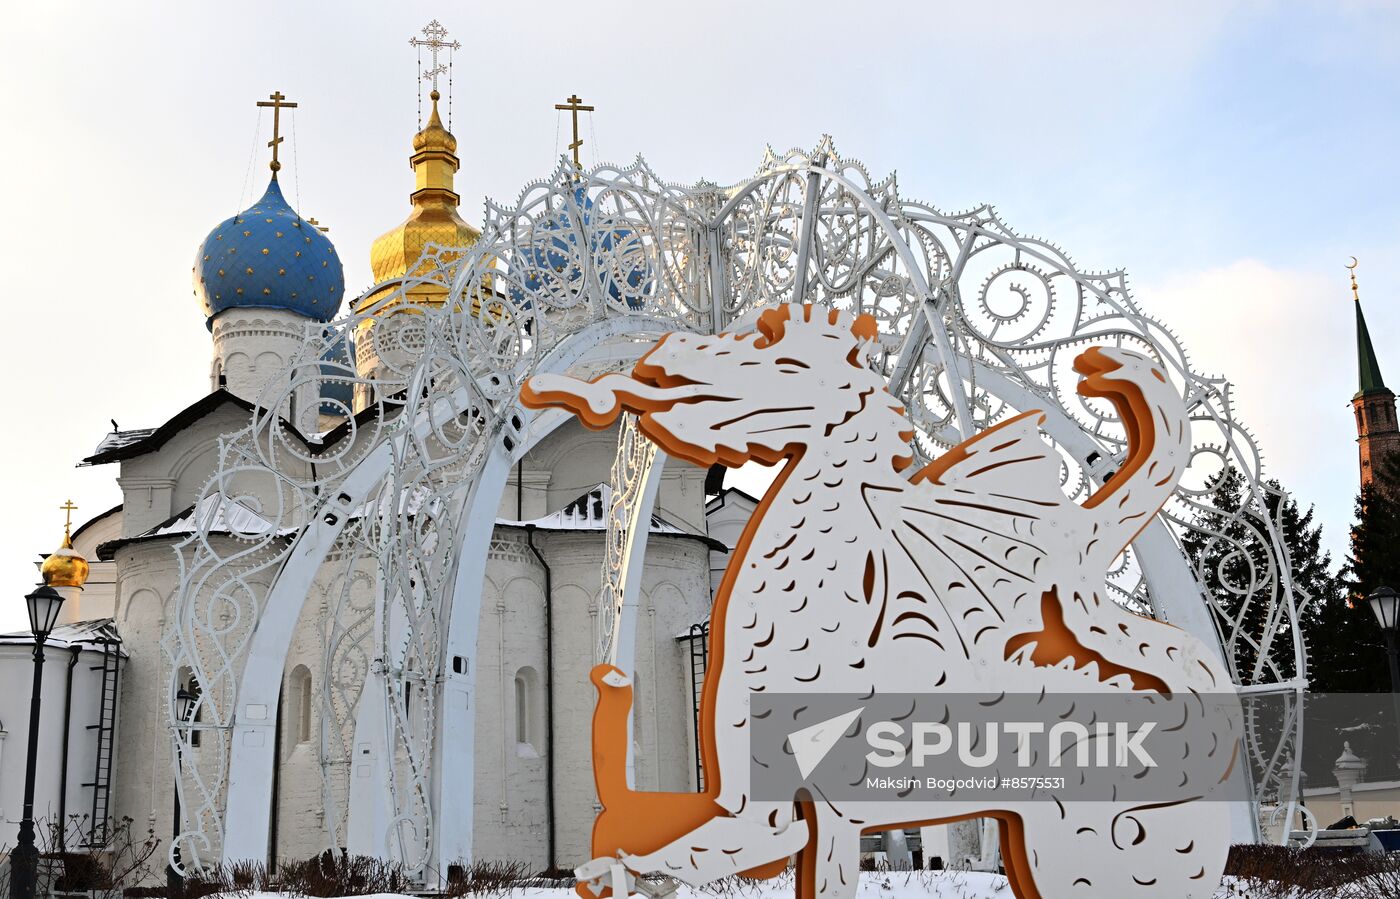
[
  {"xmin": 514, "ymin": 666, "xmax": 541, "ymax": 752},
  {"xmin": 176, "ymin": 668, "xmax": 204, "ymax": 748},
  {"xmin": 288, "ymin": 665, "xmax": 313, "ymax": 744}
]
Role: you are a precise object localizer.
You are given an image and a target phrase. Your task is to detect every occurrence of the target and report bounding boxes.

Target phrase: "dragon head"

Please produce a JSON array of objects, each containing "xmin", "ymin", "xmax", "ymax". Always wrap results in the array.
[{"xmin": 521, "ymin": 304, "xmax": 897, "ymax": 468}]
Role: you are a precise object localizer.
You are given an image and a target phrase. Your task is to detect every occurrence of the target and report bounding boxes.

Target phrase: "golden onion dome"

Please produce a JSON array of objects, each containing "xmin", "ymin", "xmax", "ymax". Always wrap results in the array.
[
  {"xmin": 362, "ymin": 90, "xmax": 481, "ymax": 307},
  {"xmin": 41, "ymin": 529, "xmax": 89, "ymax": 589},
  {"xmin": 412, "ymin": 107, "xmax": 457, "ymax": 154}
]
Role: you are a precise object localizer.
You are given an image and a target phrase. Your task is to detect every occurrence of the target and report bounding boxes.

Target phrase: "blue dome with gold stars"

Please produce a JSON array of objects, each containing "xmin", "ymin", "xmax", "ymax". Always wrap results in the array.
[{"xmin": 193, "ymin": 177, "xmax": 343, "ymax": 327}]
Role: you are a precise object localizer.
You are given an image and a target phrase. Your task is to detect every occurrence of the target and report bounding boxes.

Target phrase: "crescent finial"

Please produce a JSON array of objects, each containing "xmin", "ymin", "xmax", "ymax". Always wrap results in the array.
[{"xmin": 1347, "ymin": 256, "xmax": 1359, "ymax": 270}]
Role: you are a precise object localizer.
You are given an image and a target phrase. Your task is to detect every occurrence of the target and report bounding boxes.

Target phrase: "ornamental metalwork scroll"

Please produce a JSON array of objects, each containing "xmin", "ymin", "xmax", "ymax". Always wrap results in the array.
[
  {"xmin": 164, "ymin": 140, "xmax": 1311, "ymax": 881},
  {"xmin": 598, "ymin": 412, "xmax": 662, "ymax": 669},
  {"xmin": 531, "ymin": 307, "xmax": 1240, "ymax": 898}
]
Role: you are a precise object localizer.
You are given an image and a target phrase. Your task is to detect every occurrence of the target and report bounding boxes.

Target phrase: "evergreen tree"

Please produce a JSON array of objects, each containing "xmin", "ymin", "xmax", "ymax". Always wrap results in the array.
[
  {"xmin": 1298, "ymin": 494, "xmax": 1385, "ymax": 695},
  {"xmin": 1345, "ymin": 452, "xmax": 1400, "ymax": 606},
  {"xmin": 1182, "ymin": 468, "xmax": 1383, "ymax": 693},
  {"xmin": 1183, "ymin": 468, "xmax": 1391, "ymax": 782}
]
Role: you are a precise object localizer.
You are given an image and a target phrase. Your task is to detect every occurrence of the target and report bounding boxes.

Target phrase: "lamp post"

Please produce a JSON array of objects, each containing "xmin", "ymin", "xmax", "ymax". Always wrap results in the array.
[
  {"xmin": 1366, "ymin": 586, "xmax": 1400, "ymax": 757},
  {"xmin": 10, "ymin": 585, "xmax": 66, "ymax": 899},
  {"xmin": 167, "ymin": 687, "xmax": 196, "ymax": 899}
]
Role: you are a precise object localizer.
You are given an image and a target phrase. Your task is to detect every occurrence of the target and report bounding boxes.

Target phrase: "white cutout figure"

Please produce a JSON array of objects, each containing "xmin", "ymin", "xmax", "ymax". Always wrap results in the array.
[{"xmin": 523, "ymin": 304, "xmax": 1235, "ymax": 899}]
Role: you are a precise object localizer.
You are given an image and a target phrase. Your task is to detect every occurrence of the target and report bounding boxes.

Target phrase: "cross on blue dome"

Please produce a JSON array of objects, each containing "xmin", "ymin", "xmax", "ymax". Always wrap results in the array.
[{"xmin": 193, "ymin": 177, "xmax": 345, "ymax": 327}]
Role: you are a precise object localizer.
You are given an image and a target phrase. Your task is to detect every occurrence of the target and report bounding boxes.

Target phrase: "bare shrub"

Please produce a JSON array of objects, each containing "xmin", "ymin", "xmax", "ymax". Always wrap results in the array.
[
  {"xmin": 1222, "ymin": 842, "xmax": 1400, "ymax": 898},
  {"xmin": 441, "ymin": 859, "xmax": 554, "ymax": 897},
  {"xmin": 0, "ymin": 815, "xmax": 160, "ymax": 899},
  {"xmin": 275, "ymin": 850, "xmax": 410, "ymax": 897}
]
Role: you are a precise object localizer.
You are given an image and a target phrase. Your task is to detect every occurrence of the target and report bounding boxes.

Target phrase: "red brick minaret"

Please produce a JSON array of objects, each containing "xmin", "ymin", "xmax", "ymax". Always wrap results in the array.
[{"xmin": 1351, "ymin": 260, "xmax": 1400, "ymax": 490}]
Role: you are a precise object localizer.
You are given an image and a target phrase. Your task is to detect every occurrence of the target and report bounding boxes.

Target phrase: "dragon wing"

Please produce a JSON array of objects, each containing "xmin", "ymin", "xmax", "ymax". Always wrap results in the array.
[
  {"xmin": 910, "ymin": 409, "xmax": 1067, "ymax": 506},
  {"xmin": 865, "ymin": 411, "xmax": 1073, "ymax": 660}
]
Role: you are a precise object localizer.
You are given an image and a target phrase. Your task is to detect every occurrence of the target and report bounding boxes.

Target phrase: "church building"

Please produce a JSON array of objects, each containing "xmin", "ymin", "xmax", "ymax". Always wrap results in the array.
[{"xmin": 0, "ymin": 56, "xmax": 745, "ymax": 875}]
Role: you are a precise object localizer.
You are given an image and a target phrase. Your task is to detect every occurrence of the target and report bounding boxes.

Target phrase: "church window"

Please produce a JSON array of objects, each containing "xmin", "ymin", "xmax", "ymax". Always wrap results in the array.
[
  {"xmin": 289, "ymin": 665, "xmax": 313, "ymax": 744},
  {"xmin": 179, "ymin": 670, "xmax": 203, "ymax": 748},
  {"xmin": 514, "ymin": 666, "xmax": 541, "ymax": 752},
  {"xmin": 514, "ymin": 675, "xmax": 528, "ymax": 743}
]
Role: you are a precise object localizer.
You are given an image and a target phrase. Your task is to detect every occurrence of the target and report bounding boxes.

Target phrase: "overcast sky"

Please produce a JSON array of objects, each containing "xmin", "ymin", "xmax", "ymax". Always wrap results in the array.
[{"xmin": 0, "ymin": 1, "xmax": 1397, "ymax": 631}]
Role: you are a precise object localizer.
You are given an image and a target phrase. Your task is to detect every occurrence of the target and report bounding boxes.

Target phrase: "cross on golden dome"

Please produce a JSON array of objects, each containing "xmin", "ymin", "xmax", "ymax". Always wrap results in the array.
[
  {"xmin": 256, "ymin": 91, "xmax": 298, "ymax": 174},
  {"xmin": 410, "ymin": 20, "xmax": 460, "ymax": 92},
  {"xmin": 554, "ymin": 94, "xmax": 595, "ymax": 169},
  {"xmin": 42, "ymin": 498, "xmax": 89, "ymax": 588}
]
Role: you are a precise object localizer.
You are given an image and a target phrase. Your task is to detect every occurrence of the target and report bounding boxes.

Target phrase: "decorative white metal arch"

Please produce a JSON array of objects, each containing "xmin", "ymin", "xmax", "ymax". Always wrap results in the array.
[{"xmin": 164, "ymin": 139, "xmax": 1309, "ymax": 881}]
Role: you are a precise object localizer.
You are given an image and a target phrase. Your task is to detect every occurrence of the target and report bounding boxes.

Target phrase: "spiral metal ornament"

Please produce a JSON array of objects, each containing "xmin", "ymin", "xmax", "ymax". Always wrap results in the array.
[{"xmin": 165, "ymin": 139, "xmax": 1310, "ymax": 877}]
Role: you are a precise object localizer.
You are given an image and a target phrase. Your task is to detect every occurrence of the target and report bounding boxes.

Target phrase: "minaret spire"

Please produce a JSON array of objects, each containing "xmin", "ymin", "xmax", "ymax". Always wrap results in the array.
[
  {"xmin": 1348, "ymin": 257, "xmax": 1400, "ymax": 489},
  {"xmin": 1351, "ymin": 257, "xmax": 1388, "ymax": 398}
]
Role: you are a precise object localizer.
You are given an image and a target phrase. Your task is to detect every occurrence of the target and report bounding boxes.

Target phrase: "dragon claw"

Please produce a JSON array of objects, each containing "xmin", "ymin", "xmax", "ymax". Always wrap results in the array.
[{"xmin": 576, "ymin": 856, "xmax": 660, "ymax": 899}]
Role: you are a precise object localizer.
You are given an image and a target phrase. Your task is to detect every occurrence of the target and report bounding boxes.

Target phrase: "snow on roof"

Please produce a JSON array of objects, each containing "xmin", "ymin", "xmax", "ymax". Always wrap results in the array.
[
  {"xmin": 0, "ymin": 617, "xmax": 124, "ymax": 653},
  {"xmin": 90, "ymin": 428, "xmax": 157, "ymax": 456},
  {"xmin": 101, "ymin": 483, "xmax": 725, "ymax": 559},
  {"xmin": 501, "ymin": 483, "xmax": 690, "ymax": 535},
  {"xmin": 675, "ymin": 622, "xmax": 710, "ymax": 640},
  {"xmin": 98, "ymin": 495, "xmax": 290, "ymax": 558},
  {"xmin": 705, "ymin": 486, "xmax": 761, "ymax": 515},
  {"xmin": 143, "ymin": 493, "xmax": 284, "ymax": 540}
]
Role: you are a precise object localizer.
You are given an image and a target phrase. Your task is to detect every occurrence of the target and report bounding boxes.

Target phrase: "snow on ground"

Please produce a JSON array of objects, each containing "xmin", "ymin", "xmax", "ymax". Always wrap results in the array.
[{"xmin": 235, "ymin": 871, "xmax": 1346, "ymax": 899}]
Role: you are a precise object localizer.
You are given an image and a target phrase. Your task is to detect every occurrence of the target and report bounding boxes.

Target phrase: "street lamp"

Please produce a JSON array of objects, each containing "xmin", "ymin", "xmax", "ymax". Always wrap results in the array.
[
  {"xmin": 1369, "ymin": 586, "xmax": 1400, "ymax": 634},
  {"xmin": 1367, "ymin": 586, "xmax": 1400, "ymax": 761},
  {"xmin": 168, "ymin": 687, "xmax": 197, "ymax": 899},
  {"xmin": 10, "ymin": 586, "xmax": 66, "ymax": 899}
]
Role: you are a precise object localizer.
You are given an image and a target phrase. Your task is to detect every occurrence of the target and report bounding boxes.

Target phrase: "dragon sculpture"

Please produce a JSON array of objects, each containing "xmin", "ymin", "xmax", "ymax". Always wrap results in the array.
[{"xmin": 522, "ymin": 303, "xmax": 1237, "ymax": 899}]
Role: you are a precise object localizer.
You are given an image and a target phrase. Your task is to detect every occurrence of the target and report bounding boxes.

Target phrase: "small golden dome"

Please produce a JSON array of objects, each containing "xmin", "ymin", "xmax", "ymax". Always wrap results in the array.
[
  {"xmin": 412, "ymin": 90, "xmax": 458, "ymax": 154},
  {"xmin": 41, "ymin": 531, "xmax": 89, "ymax": 589},
  {"xmin": 361, "ymin": 88, "xmax": 480, "ymax": 308}
]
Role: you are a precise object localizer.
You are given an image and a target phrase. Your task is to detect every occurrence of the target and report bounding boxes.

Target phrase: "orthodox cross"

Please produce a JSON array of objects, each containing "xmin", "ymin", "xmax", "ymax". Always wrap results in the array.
[
  {"xmin": 554, "ymin": 94, "xmax": 595, "ymax": 169},
  {"xmin": 256, "ymin": 91, "xmax": 298, "ymax": 173},
  {"xmin": 60, "ymin": 499, "xmax": 77, "ymax": 540},
  {"xmin": 307, "ymin": 217, "xmax": 329, "ymax": 233},
  {"xmin": 410, "ymin": 20, "xmax": 460, "ymax": 92}
]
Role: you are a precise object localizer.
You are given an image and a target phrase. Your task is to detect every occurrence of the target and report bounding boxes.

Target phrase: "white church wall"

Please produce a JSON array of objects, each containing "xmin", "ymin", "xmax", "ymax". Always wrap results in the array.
[
  {"xmin": 211, "ymin": 309, "xmax": 319, "ymax": 423},
  {"xmin": 470, "ymin": 545, "xmax": 549, "ymax": 868},
  {"xmin": 704, "ymin": 489, "xmax": 758, "ymax": 598},
  {"xmin": 0, "ymin": 637, "xmax": 110, "ymax": 848},
  {"xmin": 113, "ymin": 475, "xmax": 179, "ymax": 541},
  {"xmin": 498, "ymin": 466, "xmax": 552, "ymax": 521},
  {"xmin": 50, "ymin": 507, "xmax": 123, "ymax": 625},
  {"xmin": 656, "ymin": 460, "xmax": 708, "ymax": 535},
  {"xmin": 108, "ymin": 542, "xmax": 179, "ymax": 845},
  {"xmin": 522, "ymin": 424, "xmax": 703, "ymax": 529},
  {"xmin": 633, "ymin": 579, "xmax": 709, "ymax": 794},
  {"xmin": 75, "ymin": 384, "xmax": 723, "ymax": 875},
  {"xmin": 109, "ymin": 535, "xmax": 278, "ymax": 869},
  {"xmin": 530, "ymin": 531, "xmax": 713, "ymax": 866},
  {"xmin": 539, "ymin": 574, "xmax": 595, "ymax": 868},
  {"xmin": 274, "ymin": 567, "xmax": 339, "ymax": 864},
  {"xmin": 113, "ymin": 405, "xmax": 271, "ymax": 537},
  {"xmin": 532, "ymin": 429, "xmax": 621, "ymax": 517}
]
